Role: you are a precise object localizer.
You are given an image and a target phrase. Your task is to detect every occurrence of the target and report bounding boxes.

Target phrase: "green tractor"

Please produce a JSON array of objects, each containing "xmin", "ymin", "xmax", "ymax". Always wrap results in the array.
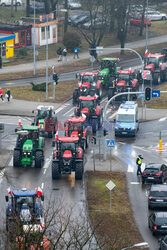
[
  {"xmin": 98, "ymin": 58, "xmax": 120, "ymax": 91},
  {"xmin": 13, "ymin": 125, "xmax": 45, "ymax": 168}
]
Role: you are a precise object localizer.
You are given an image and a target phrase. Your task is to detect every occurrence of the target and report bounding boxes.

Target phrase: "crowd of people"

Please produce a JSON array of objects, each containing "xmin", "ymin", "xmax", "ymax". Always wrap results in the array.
[{"xmin": 0, "ymin": 88, "xmax": 11, "ymax": 102}]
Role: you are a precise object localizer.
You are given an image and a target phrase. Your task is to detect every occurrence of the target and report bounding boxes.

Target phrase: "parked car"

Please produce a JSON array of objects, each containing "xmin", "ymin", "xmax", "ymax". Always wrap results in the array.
[
  {"xmin": 83, "ymin": 17, "xmax": 104, "ymax": 29},
  {"xmin": 148, "ymin": 184, "xmax": 167, "ymax": 209},
  {"xmin": 71, "ymin": 14, "xmax": 90, "ymax": 26},
  {"xmin": 0, "ymin": 0, "xmax": 22, "ymax": 6},
  {"xmin": 148, "ymin": 212, "xmax": 167, "ymax": 235},
  {"xmin": 159, "ymin": 235, "xmax": 167, "ymax": 250},
  {"xmin": 68, "ymin": 0, "xmax": 81, "ymax": 9},
  {"xmin": 130, "ymin": 16, "xmax": 151, "ymax": 26},
  {"xmin": 30, "ymin": 2, "xmax": 45, "ymax": 14},
  {"xmin": 146, "ymin": 10, "xmax": 167, "ymax": 21},
  {"xmin": 141, "ymin": 163, "xmax": 167, "ymax": 184}
]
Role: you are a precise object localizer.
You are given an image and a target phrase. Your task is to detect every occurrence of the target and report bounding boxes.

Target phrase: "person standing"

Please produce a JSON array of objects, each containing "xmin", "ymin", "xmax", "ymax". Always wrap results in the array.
[
  {"xmin": 57, "ymin": 47, "xmax": 62, "ymax": 62},
  {"xmin": 62, "ymin": 48, "xmax": 67, "ymax": 63},
  {"xmin": 136, "ymin": 154, "xmax": 143, "ymax": 175},
  {"xmin": 6, "ymin": 89, "xmax": 11, "ymax": 102},
  {"xmin": 0, "ymin": 88, "xmax": 4, "ymax": 101},
  {"xmin": 73, "ymin": 47, "xmax": 79, "ymax": 59}
]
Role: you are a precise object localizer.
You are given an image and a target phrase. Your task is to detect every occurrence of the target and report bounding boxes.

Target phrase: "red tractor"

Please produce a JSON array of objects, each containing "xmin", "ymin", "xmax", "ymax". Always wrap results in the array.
[
  {"xmin": 73, "ymin": 71, "xmax": 102, "ymax": 104},
  {"xmin": 108, "ymin": 69, "xmax": 139, "ymax": 101},
  {"xmin": 144, "ymin": 53, "xmax": 167, "ymax": 84},
  {"xmin": 32, "ymin": 105, "xmax": 57, "ymax": 138},
  {"xmin": 74, "ymin": 96, "xmax": 103, "ymax": 133},
  {"xmin": 64, "ymin": 116, "xmax": 88, "ymax": 150},
  {"xmin": 52, "ymin": 137, "xmax": 84, "ymax": 180}
]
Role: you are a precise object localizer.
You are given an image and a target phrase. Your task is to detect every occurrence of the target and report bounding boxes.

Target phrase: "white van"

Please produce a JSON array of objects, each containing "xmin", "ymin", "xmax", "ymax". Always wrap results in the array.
[
  {"xmin": 0, "ymin": 0, "xmax": 22, "ymax": 6},
  {"xmin": 115, "ymin": 101, "xmax": 139, "ymax": 137}
]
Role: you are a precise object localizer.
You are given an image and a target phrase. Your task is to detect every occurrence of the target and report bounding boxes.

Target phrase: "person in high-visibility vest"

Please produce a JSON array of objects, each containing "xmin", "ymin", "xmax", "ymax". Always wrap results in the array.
[{"xmin": 136, "ymin": 154, "xmax": 143, "ymax": 175}]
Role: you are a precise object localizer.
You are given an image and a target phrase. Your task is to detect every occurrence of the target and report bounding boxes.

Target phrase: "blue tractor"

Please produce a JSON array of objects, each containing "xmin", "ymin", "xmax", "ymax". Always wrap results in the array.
[{"xmin": 5, "ymin": 187, "xmax": 44, "ymax": 234}]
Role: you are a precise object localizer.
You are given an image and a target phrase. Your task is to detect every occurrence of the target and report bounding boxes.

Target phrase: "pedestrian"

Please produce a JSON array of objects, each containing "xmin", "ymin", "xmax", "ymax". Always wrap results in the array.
[
  {"xmin": 62, "ymin": 48, "xmax": 67, "ymax": 63},
  {"xmin": 57, "ymin": 47, "xmax": 62, "ymax": 62},
  {"xmin": 73, "ymin": 47, "xmax": 79, "ymax": 59},
  {"xmin": 0, "ymin": 88, "xmax": 4, "ymax": 101},
  {"xmin": 136, "ymin": 154, "xmax": 143, "ymax": 175},
  {"xmin": 6, "ymin": 89, "xmax": 11, "ymax": 102}
]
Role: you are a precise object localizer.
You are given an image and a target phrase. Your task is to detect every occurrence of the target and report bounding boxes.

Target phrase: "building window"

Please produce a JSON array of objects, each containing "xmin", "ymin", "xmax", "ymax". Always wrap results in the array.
[
  {"xmin": 0, "ymin": 42, "xmax": 6, "ymax": 57},
  {"xmin": 53, "ymin": 27, "xmax": 57, "ymax": 39},
  {"xmin": 21, "ymin": 31, "xmax": 25, "ymax": 45},
  {"xmin": 26, "ymin": 29, "xmax": 31, "ymax": 46},
  {"xmin": 41, "ymin": 27, "xmax": 45, "ymax": 40},
  {"xmin": 15, "ymin": 32, "xmax": 19, "ymax": 45}
]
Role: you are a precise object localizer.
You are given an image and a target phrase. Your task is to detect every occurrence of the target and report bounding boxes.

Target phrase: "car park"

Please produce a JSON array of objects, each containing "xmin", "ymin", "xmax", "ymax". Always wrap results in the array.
[
  {"xmin": 148, "ymin": 184, "xmax": 167, "ymax": 209},
  {"xmin": 148, "ymin": 212, "xmax": 167, "ymax": 235},
  {"xmin": 146, "ymin": 11, "xmax": 167, "ymax": 21},
  {"xmin": 141, "ymin": 163, "xmax": 167, "ymax": 184}
]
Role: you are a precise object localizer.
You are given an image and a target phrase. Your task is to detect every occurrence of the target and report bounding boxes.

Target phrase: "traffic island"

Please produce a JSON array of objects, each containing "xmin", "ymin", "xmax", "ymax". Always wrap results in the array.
[{"xmin": 86, "ymin": 171, "xmax": 144, "ymax": 249}]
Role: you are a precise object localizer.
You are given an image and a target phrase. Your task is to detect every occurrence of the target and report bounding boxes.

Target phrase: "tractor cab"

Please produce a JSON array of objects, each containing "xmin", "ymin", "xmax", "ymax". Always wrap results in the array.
[
  {"xmin": 145, "ymin": 53, "xmax": 165, "ymax": 69},
  {"xmin": 35, "ymin": 105, "xmax": 54, "ymax": 120},
  {"xmin": 116, "ymin": 69, "xmax": 138, "ymax": 88},
  {"xmin": 76, "ymin": 71, "xmax": 99, "ymax": 85},
  {"xmin": 100, "ymin": 58, "xmax": 120, "ymax": 75},
  {"xmin": 75, "ymin": 96, "xmax": 99, "ymax": 117},
  {"xmin": 55, "ymin": 137, "xmax": 79, "ymax": 158}
]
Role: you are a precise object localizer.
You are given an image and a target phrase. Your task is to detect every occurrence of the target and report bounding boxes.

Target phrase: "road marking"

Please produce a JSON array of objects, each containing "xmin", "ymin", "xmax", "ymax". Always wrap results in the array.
[
  {"xmin": 54, "ymin": 104, "xmax": 69, "ymax": 114},
  {"xmin": 43, "ymin": 157, "xmax": 52, "ymax": 169},
  {"xmin": 130, "ymin": 182, "xmax": 140, "ymax": 184},
  {"xmin": 0, "ymin": 169, "xmax": 5, "ymax": 184},
  {"xmin": 127, "ymin": 164, "xmax": 134, "ymax": 173},
  {"xmin": 132, "ymin": 145, "xmax": 150, "ymax": 152},
  {"xmin": 108, "ymin": 111, "xmax": 117, "ymax": 120},
  {"xmin": 144, "ymin": 132, "xmax": 153, "ymax": 135},
  {"xmin": 9, "ymin": 157, "xmax": 13, "ymax": 167},
  {"xmin": 101, "ymin": 97, "xmax": 107, "ymax": 104},
  {"xmin": 159, "ymin": 117, "xmax": 167, "ymax": 122},
  {"xmin": 43, "ymin": 169, "xmax": 47, "ymax": 175},
  {"xmin": 41, "ymin": 182, "xmax": 44, "ymax": 189},
  {"xmin": 163, "ymin": 158, "xmax": 167, "ymax": 163},
  {"xmin": 63, "ymin": 107, "xmax": 75, "ymax": 116}
]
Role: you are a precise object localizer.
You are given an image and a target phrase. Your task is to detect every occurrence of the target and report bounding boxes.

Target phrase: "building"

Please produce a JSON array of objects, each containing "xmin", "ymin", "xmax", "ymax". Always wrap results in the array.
[
  {"xmin": 21, "ymin": 13, "xmax": 58, "ymax": 47},
  {"xmin": 0, "ymin": 33, "xmax": 15, "ymax": 58},
  {"xmin": 0, "ymin": 22, "xmax": 32, "ymax": 48}
]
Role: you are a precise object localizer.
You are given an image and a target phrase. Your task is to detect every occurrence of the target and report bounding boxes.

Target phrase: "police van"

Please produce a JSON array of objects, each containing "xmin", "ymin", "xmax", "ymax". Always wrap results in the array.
[{"xmin": 115, "ymin": 101, "xmax": 139, "ymax": 137}]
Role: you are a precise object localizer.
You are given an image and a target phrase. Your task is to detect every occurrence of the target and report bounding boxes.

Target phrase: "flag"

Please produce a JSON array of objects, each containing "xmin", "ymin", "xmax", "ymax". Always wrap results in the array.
[
  {"xmin": 37, "ymin": 186, "xmax": 42, "ymax": 198},
  {"xmin": 18, "ymin": 119, "xmax": 22, "ymax": 126},
  {"xmin": 145, "ymin": 49, "xmax": 148, "ymax": 57},
  {"xmin": 7, "ymin": 187, "xmax": 12, "ymax": 195},
  {"xmin": 55, "ymin": 131, "xmax": 58, "ymax": 141}
]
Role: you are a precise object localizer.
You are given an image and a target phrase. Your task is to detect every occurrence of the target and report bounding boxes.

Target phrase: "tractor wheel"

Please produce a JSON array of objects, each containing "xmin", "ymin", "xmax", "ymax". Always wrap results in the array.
[
  {"xmin": 96, "ymin": 86, "xmax": 103, "ymax": 100},
  {"xmin": 35, "ymin": 151, "xmax": 43, "ymax": 168},
  {"xmin": 48, "ymin": 131, "xmax": 53, "ymax": 138},
  {"xmin": 52, "ymin": 162, "xmax": 60, "ymax": 179},
  {"xmin": 108, "ymin": 88, "xmax": 114, "ymax": 100},
  {"xmin": 73, "ymin": 89, "xmax": 79, "ymax": 105},
  {"xmin": 75, "ymin": 162, "xmax": 83, "ymax": 180},
  {"xmin": 92, "ymin": 122, "xmax": 97, "ymax": 133},
  {"xmin": 13, "ymin": 149, "xmax": 21, "ymax": 167},
  {"xmin": 153, "ymin": 74, "xmax": 161, "ymax": 85},
  {"xmin": 162, "ymin": 70, "xmax": 167, "ymax": 81}
]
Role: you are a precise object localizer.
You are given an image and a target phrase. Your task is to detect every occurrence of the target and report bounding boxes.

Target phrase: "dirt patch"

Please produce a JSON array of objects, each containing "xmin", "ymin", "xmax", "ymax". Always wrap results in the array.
[
  {"xmin": 0, "ymin": 149, "xmax": 12, "ymax": 168},
  {"xmin": 86, "ymin": 171, "xmax": 143, "ymax": 250}
]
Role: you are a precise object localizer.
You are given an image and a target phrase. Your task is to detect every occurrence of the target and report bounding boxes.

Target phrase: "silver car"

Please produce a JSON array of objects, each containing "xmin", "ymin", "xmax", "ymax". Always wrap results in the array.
[{"xmin": 146, "ymin": 11, "xmax": 167, "ymax": 21}]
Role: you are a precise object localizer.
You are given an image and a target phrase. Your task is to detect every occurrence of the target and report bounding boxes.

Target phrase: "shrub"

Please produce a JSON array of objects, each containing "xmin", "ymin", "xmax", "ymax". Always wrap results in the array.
[
  {"xmin": 16, "ymin": 47, "xmax": 28, "ymax": 57},
  {"xmin": 30, "ymin": 82, "xmax": 46, "ymax": 92},
  {"xmin": 62, "ymin": 32, "xmax": 81, "ymax": 52}
]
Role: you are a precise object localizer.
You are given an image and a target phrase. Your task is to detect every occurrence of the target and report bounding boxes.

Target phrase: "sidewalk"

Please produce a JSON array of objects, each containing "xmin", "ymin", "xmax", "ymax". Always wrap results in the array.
[{"xmin": 1, "ymin": 34, "xmax": 167, "ymax": 75}]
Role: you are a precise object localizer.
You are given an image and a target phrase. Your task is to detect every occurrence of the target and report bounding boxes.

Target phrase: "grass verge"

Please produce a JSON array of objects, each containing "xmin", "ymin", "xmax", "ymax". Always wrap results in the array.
[
  {"xmin": 86, "ymin": 171, "xmax": 143, "ymax": 250},
  {"xmin": 2, "ymin": 80, "xmax": 77, "ymax": 102}
]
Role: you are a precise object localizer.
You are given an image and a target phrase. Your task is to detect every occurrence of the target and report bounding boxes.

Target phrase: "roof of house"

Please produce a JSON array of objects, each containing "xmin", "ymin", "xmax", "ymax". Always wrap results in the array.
[{"xmin": 0, "ymin": 22, "xmax": 32, "ymax": 31}]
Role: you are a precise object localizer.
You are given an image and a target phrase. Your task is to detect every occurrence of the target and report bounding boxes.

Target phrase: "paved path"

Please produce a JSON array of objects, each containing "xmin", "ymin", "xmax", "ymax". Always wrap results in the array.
[{"xmin": 1, "ymin": 34, "xmax": 167, "ymax": 74}]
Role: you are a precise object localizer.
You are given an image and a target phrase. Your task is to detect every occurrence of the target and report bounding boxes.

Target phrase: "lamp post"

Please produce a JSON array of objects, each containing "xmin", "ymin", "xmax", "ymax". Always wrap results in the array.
[
  {"xmin": 45, "ymin": 8, "xmax": 67, "ymax": 101},
  {"xmin": 33, "ymin": 0, "xmax": 36, "ymax": 76},
  {"xmin": 146, "ymin": 0, "xmax": 149, "ymax": 50}
]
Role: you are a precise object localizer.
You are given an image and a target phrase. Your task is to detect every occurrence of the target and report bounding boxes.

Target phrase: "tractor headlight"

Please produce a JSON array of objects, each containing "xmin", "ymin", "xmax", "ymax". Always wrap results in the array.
[
  {"xmin": 131, "ymin": 127, "xmax": 135, "ymax": 130},
  {"xmin": 84, "ymin": 89, "xmax": 87, "ymax": 92},
  {"xmin": 92, "ymin": 82, "xmax": 96, "ymax": 87},
  {"xmin": 23, "ymin": 152, "xmax": 26, "ymax": 155},
  {"xmin": 115, "ymin": 126, "xmax": 118, "ymax": 130}
]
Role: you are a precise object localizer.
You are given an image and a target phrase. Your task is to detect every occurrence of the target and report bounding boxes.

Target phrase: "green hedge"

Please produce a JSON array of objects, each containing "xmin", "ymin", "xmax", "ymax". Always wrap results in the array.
[{"xmin": 30, "ymin": 82, "xmax": 46, "ymax": 92}]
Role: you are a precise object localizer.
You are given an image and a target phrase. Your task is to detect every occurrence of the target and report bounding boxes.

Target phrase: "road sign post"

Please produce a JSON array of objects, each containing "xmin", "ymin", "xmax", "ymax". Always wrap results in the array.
[
  {"xmin": 106, "ymin": 180, "xmax": 116, "ymax": 212},
  {"xmin": 107, "ymin": 139, "xmax": 115, "ymax": 171}
]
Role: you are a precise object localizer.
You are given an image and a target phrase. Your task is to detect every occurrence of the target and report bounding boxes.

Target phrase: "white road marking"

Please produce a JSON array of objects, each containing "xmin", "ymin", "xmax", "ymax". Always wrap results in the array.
[
  {"xmin": 130, "ymin": 182, "xmax": 140, "ymax": 184},
  {"xmin": 41, "ymin": 182, "xmax": 44, "ymax": 189},
  {"xmin": 163, "ymin": 159, "xmax": 167, "ymax": 163},
  {"xmin": 144, "ymin": 132, "xmax": 153, "ymax": 135},
  {"xmin": 0, "ymin": 169, "xmax": 5, "ymax": 184},
  {"xmin": 119, "ymin": 142, "xmax": 125, "ymax": 145},
  {"xmin": 108, "ymin": 111, "xmax": 117, "ymax": 120},
  {"xmin": 63, "ymin": 107, "xmax": 75, "ymax": 116},
  {"xmin": 43, "ymin": 169, "xmax": 47, "ymax": 175},
  {"xmin": 127, "ymin": 164, "xmax": 134, "ymax": 173},
  {"xmin": 101, "ymin": 97, "xmax": 107, "ymax": 104},
  {"xmin": 9, "ymin": 157, "xmax": 13, "ymax": 167},
  {"xmin": 159, "ymin": 117, "xmax": 167, "ymax": 122},
  {"xmin": 132, "ymin": 145, "xmax": 150, "ymax": 152},
  {"xmin": 54, "ymin": 104, "xmax": 68, "ymax": 114},
  {"xmin": 43, "ymin": 157, "xmax": 52, "ymax": 169}
]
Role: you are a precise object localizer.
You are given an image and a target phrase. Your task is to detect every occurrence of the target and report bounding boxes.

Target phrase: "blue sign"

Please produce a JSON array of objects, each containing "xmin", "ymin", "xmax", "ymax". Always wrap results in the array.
[
  {"xmin": 152, "ymin": 90, "xmax": 160, "ymax": 98},
  {"xmin": 139, "ymin": 91, "xmax": 144, "ymax": 98},
  {"xmin": 107, "ymin": 139, "xmax": 115, "ymax": 148}
]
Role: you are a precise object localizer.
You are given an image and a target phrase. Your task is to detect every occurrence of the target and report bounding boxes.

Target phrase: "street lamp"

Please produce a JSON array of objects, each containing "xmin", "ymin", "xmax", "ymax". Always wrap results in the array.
[
  {"xmin": 122, "ymin": 242, "xmax": 149, "ymax": 250},
  {"xmin": 45, "ymin": 8, "xmax": 67, "ymax": 101},
  {"xmin": 33, "ymin": 0, "xmax": 36, "ymax": 76},
  {"xmin": 146, "ymin": 0, "xmax": 149, "ymax": 50}
]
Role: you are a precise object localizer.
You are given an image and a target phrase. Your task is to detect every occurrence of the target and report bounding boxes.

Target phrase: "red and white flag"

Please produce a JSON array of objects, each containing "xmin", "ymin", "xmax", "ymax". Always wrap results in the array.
[
  {"xmin": 18, "ymin": 119, "xmax": 22, "ymax": 126},
  {"xmin": 37, "ymin": 186, "xmax": 42, "ymax": 198},
  {"xmin": 145, "ymin": 49, "xmax": 148, "ymax": 57},
  {"xmin": 7, "ymin": 187, "xmax": 12, "ymax": 195},
  {"xmin": 55, "ymin": 131, "xmax": 58, "ymax": 141}
]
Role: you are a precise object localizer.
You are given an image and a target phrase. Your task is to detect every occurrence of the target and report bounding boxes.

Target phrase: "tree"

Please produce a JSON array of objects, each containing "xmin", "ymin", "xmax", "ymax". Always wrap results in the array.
[{"xmin": 63, "ymin": 32, "xmax": 81, "ymax": 52}]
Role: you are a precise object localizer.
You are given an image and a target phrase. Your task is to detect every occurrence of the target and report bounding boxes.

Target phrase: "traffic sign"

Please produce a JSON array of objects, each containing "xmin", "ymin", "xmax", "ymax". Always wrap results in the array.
[
  {"xmin": 106, "ymin": 180, "xmax": 116, "ymax": 191},
  {"xmin": 139, "ymin": 91, "xmax": 144, "ymax": 98},
  {"xmin": 90, "ymin": 56, "xmax": 95, "ymax": 63},
  {"xmin": 107, "ymin": 139, "xmax": 115, "ymax": 148},
  {"xmin": 152, "ymin": 90, "xmax": 160, "ymax": 98}
]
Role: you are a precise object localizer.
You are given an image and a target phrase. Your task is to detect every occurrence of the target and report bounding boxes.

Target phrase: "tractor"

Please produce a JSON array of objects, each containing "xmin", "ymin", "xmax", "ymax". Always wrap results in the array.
[
  {"xmin": 52, "ymin": 136, "xmax": 84, "ymax": 180},
  {"xmin": 5, "ymin": 187, "xmax": 44, "ymax": 232},
  {"xmin": 32, "ymin": 105, "xmax": 57, "ymax": 138},
  {"xmin": 64, "ymin": 116, "xmax": 88, "ymax": 150},
  {"xmin": 108, "ymin": 69, "xmax": 139, "ymax": 101},
  {"xmin": 73, "ymin": 71, "xmax": 102, "ymax": 104},
  {"xmin": 74, "ymin": 96, "xmax": 103, "ymax": 133},
  {"xmin": 144, "ymin": 53, "xmax": 167, "ymax": 84},
  {"xmin": 13, "ymin": 125, "xmax": 45, "ymax": 168},
  {"xmin": 98, "ymin": 57, "xmax": 120, "ymax": 91}
]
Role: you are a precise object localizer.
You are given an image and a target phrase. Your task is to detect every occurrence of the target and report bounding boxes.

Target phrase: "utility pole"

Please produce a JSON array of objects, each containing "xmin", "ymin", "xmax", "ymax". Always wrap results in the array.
[
  {"xmin": 46, "ymin": 14, "xmax": 49, "ymax": 101},
  {"xmin": 33, "ymin": 0, "xmax": 36, "ymax": 76},
  {"xmin": 146, "ymin": 0, "xmax": 149, "ymax": 50}
]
